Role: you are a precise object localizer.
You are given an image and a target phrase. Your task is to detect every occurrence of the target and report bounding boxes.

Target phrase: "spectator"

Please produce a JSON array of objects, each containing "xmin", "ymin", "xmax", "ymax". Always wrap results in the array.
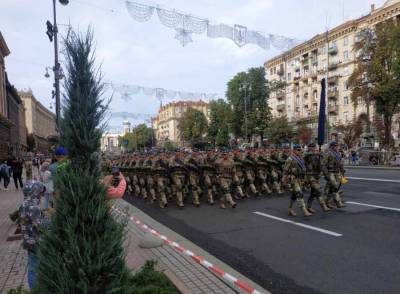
[
  {"xmin": 351, "ymin": 150, "xmax": 358, "ymax": 165},
  {"xmin": 0, "ymin": 160, "xmax": 11, "ymax": 190},
  {"xmin": 100, "ymin": 171, "xmax": 126, "ymax": 199},
  {"xmin": 40, "ymin": 161, "xmax": 53, "ymax": 209},
  {"xmin": 10, "ymin": 156, "xmax": 24, "ymax": 189},
  {"xmin": 19, "ymin": 181, "xmax": 46, "ymax": 290}
]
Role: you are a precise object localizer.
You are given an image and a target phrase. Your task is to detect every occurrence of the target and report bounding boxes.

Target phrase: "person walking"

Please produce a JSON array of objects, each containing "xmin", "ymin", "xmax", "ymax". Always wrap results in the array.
[
  {"xmin": 10, "ymin": 156, "xmax": 24, "ymax": 190},
  {"xmin": 0, "ymin": 160, "xmax": 11, "ymax": 190}
]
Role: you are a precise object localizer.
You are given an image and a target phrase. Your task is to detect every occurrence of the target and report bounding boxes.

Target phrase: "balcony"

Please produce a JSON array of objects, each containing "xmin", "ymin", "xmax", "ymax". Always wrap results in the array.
[
  {"xmin": 311, "ymin": 57, "xmax": 318, "ymax": 64},
  {"xmin": 294, "ymin": 65, "xmax": 301, "ymax": 72},
  {"xmin": 277, "ymin": 103, "xmax": 286, "ymax": 112},
  {"xmin": 276, "ymin": 91, "xmax": 285, "ymax": 100},
  {"xmin": 327, "ymin": 88, "xmax": 338, "ymax": 98},
  {"xmin": 310, "ymin": 70, "xmax": 318, "ymax": 79},
  {"xmin": 277, "ymin": 68, "xmax": 285, "ymax": 76},
  {"xmin": 328, "ymin": 61, "xmax": 339, "ymax": 70},
  {"xmin": 328, "ymin": 104, "xmax": 339, "ymax": 114},
  {"xmin": 327, "ymin": 75, "xmax": 339, "ymax": 84},
  {"xmin": 329, "ymin": 46, "xmax": 338, "ymax": 55},
  {"xmin": 301, "ymin": 57, "xmax": 309, "ymax": 64},
  {"xmin": 302, "ymin": 75, "xmax": 309, "ymax": 82}
]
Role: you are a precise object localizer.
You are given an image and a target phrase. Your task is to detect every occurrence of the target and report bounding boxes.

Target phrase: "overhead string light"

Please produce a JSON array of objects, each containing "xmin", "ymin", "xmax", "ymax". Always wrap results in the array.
[
  {"xmin": 125, "ymin": 0, "xmax": 301, "ymax": 50},
  {"xmin": 110, "ymin": 82, "xmax": 221, "ymax": 103}
]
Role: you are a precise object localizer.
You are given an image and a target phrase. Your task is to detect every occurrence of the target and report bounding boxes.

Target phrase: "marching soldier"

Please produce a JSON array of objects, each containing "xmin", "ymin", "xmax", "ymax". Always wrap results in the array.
[
  {"xmin": 231, "ymin": 150, "xmax": 247, "ymax": 199},
  {"xmin": 322, "ymin": 142, "xmax": 346, "ymax": 208},
  {"xmin": 255, "ymin": 149, "xmax": 273, "ymax": 195},
  {"xmin": 304, "ymin": 143, "xmax": 330, "ymax": 213},
  {"xmin": 241, "ymin": 150, "xmax": 259, "ymax": 197},
  {"xmin": 197, "ymin": 152, "xmax": 216, "ymax": 205},
  {"xmin": 215, "ymin": 152, "xmax": 237, "ymax": 209},
  {"xmin": 283, "ymin": 145, "xmax": 312, "ymax": 217},
  {"xmin": 152, "ymin": 154, "xmax": 169, "ymax": 208},
  {"xmin": 169, "ymin": 152, "xmax": 187, "ymax": 208},
  {"xmin": 184, "ymin": 153, "xmax": 202, "ymax": 207}
]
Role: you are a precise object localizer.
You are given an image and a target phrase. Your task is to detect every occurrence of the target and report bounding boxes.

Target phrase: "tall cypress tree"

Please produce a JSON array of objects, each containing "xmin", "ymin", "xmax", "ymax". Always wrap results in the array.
[{"xmin": 34, "ymin": 29, "xmax": 130, "ymax": 293}]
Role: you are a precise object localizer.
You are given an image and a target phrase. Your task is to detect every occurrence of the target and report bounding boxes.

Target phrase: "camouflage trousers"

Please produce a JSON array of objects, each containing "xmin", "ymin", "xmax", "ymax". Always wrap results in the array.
[
  {"xmin": 288, "ymin": 178, "xmax": 307, "ymax": 209},
  {"xmin": 217, "ymin": 176, "xmax": 235, "ymax": 206},
  {"xmin": 306, "ymin": 175, "xmax": 325, "ymax": 208},
  {"xmin": 171, "ymin": 173, "xmax": 186, "ymax": 207},
  {"xmin": 325, "ymin": 173, "xmax": 345, "ymax": 206}
]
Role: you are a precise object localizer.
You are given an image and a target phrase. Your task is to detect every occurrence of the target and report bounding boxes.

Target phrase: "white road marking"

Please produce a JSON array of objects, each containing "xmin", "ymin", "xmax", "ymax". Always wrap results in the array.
[
  {"xmin": 347, "ymin": 177, "xmax": 400, "ymax": 183},
  {"xmin": 346, "ymin": 201, "xmax": 400, "ymax": 212},
  {"xmin": 253, "ymin": 212, "xmax": 343, "ymax": 237}
]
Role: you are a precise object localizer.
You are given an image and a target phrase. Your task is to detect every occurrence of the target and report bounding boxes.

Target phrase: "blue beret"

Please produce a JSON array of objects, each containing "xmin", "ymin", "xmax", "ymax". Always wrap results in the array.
[{"xmin": 55, "ymin": 147, "xmax": 68, "ymax": 156}]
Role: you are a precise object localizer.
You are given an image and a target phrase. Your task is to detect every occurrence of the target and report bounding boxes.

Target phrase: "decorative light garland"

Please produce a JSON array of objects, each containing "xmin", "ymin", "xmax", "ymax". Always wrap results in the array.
[
  {"xmin": 110, "ymin": 82, "xmax": 222, "ymax": 103},
  {"xmin": 125, "ymin": 0, "xmax": 301, "ymax": 50}
]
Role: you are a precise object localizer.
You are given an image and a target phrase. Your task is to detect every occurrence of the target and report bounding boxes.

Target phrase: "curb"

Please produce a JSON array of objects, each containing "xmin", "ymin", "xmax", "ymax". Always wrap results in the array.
[
  {"xmin": 344, "ymin": 165, "xmax": 400, "ymax": 170},
  {"xmin": 112, "ymin": 206, "xmax": 264, "ymax": 294}
]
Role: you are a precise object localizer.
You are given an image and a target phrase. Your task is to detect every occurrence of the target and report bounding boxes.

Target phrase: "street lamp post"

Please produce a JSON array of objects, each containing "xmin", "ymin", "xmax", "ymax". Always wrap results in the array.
[
  {"xmin": 239, "ymin": 83, "xmax": 251, "ymax": 142},
  {"xmin": 47, "ymin": 0, "xmax": 69, "ymax": 132}
]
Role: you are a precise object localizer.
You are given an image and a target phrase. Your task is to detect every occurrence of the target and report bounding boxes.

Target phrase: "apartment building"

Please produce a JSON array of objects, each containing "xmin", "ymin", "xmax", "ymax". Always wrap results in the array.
[
  {"xmin": 265, "ymin": 0, "xmax": 400, "ymax": 141},
  {"xmin": 152, "ymin": 100, "xmax": 210, "ymax": 146}
]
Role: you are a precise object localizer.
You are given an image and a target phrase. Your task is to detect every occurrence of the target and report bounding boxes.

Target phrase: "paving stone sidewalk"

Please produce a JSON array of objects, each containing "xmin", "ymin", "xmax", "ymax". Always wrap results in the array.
[
  {"xmin": 117, "ymin": 199, "xmax": 238, "ymax": 294},
  {"xmin": 0, "ymin": 187, "xmax": 28, "ymax": 294},
  {"xmin": 0, "ymin": 188, "xmax": 238, "ymax": 294}
]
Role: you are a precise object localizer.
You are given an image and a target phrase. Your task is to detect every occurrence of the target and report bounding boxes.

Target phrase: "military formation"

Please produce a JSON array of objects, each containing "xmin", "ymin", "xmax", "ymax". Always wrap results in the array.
[{"xmin": 106, "ymin": 141, "xmax": 347, "ymax": 217}]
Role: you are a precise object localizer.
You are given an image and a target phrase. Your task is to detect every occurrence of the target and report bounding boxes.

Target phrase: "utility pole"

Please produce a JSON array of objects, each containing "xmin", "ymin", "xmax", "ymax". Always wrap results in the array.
[{"xmin": 46, "ymin": 0, "xmax": 68, "ymax": 132}]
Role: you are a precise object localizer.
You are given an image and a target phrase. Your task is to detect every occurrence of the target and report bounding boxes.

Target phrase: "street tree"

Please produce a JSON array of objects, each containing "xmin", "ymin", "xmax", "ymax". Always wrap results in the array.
[
  {"xmin": 208, "ymin": 99, "xmax": 232, "ymax": 147},
  {"xmin": 349, "ymin": 20, "xmax": 400, "ymax": 147},
  {"xmin": 294, "ymin": 123, "xmax": 312, "ymax": 145},
  {"xmin": 35, "ymin": 29, "xmax": 130, "ymax": 293},
  {"xmin": 226, "ymin": 67, "xmax": 270, "ymax": 140},
  {"xmin": 265, "ymin": 116, "xmax": 293, "ymax": 145},
  {"xmin": 336, "ymin": 119, "xmax": 363, "ymax": 149},
  {"xmin": 178, "ymin": 107, "xmax": 208, "ymax": 147},
  {"xmin": 118, "ymin": 123, "xmax": 153, "ymax": 151}
]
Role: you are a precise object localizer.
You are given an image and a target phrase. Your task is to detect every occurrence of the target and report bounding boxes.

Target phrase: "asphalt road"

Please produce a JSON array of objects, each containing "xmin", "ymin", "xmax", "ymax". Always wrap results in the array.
[{"xmin": 124, "ymin": 168, "xmax": 400, "ymax": 294}]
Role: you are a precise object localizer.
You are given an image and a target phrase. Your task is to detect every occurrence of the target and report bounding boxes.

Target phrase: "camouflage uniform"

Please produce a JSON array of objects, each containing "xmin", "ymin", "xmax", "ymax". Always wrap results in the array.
[
  {"xmin": 255, "ymin": 152, "xmax": 273, "ymax": 195},
  {"xmin": 304, "ymin": 147, "xmax": 330, "ymax": 212},
  {"xmin": 214, "ymin": 154, "xmax": 237, "ymax": 209},
  {"xmin": 241, "ymin": 152, "xmax": 259, "ymax": 197},
  {"xmin": 322, "ymin": 147, "xmax": 346, "ymax": 208},
  {"xmin": 197, "ymin": 154, "xmax": 216, "ymax": 205},
  {"xmin": 283, "ymin": 150, "xmax": 312, "ymax": 217},
  {"xmin": 169, "ymin": 154, "xmax": 187, "ymax": 208},
  {"xmin": 152, "ymin": 155, "xmax": 169, "ymax": 208},
  {"xmin": 184, "ymin": 154, "xmax": 202, "ymax": 207},
  {"xmin": 232, "ymin": 152, "xmax": 247, "ymax": 199}
]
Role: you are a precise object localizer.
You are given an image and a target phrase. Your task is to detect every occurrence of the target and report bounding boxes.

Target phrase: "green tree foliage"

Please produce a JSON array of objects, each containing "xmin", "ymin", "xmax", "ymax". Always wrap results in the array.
[
  {"xmin": 265, "ymin": 116, "xmax": 293, "ymax": 145},
  {"xmin": 178, "ymin": 107, "xmax": 208, "ymax": 147},
  {"xmin": 349, "ymin": 20, "xmax": 400, "ymax": 147},
  {"xmin": 35, "ymin": 29, "xmax": 130, "ymax": 293},
  {"xmin": 226, "ymin": 67, "xmax": 270, "ymax": 140},
  {"xmin": 119, "ymin": 124, "xmax": 153, "ymax": 151},
  {"xmin": 208, "ymin": 99, "xmax": 232, "ymax": 147}
]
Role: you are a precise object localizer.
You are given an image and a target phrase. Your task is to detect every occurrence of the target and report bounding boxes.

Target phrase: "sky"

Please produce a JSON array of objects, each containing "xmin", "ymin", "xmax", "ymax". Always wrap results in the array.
[{"xmin": 0, "ymin": 0, "xmax": 386, "ymax": 132}]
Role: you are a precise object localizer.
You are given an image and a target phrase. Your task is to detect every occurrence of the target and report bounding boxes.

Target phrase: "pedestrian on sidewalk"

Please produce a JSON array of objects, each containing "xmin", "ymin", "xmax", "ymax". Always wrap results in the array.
[
  {"xmin": 0, "ymin": 160, "xmax": 11, "ymax": 190},
  {"xmin": 19, "ymin": 181, "xmax": 46, "ymax": 290},
  {"xmin": 40, "ymin": 160, "xmax": 53, "ymax": 209},
  {"xmin": 10, "ymin": 156, "xmax": 24, "ymax": 189}
]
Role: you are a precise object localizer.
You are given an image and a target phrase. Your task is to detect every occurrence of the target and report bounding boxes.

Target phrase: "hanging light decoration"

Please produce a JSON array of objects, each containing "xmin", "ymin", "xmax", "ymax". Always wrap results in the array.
[{"xmin": 125, "ymin": 0, "xmax": 301, "ymax": 50}]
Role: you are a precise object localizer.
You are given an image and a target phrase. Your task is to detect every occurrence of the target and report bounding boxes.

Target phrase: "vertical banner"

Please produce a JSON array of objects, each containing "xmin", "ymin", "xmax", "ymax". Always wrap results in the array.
[{"xmin": 318, "ymin": 78, "xmax": 326, "ymax": 146}]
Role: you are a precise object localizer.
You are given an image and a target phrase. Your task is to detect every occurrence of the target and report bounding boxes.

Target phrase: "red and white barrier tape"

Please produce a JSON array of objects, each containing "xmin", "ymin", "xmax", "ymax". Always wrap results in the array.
[{"xmin": 112, "ymin": 206, "xmax": 263, "ymax": 294}]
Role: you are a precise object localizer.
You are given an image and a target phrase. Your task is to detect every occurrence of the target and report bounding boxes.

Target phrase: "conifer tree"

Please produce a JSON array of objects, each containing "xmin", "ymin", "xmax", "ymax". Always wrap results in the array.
[{"xmin": 34, "ymin": 29, "xmax": 130, "ymax": 293}]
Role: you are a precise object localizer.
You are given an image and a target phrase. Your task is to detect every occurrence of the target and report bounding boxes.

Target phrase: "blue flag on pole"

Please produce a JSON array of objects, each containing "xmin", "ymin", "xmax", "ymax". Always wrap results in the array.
[{"xmin": 318, "ymin": 78, "xmax": 326, "ymax": 146}]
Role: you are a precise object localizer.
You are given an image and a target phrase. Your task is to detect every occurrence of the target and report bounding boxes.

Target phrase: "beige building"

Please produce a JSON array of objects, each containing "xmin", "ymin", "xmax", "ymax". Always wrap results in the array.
[
  {"xmin": 101, "ymin": 132, "xmax": 121, "ymax": 152},
  {"xmin": 152, "ymin": 100, "xmax": 210, "ymax": 146},
  {"xmin": 0, "ymin": 31, "xmax": 11, "ymax": 159},
  {"xmin": 265, "ymin": 0, "xmax": 400, "ymax": 143},
  {"xmin": 19, "ymin": 90, "xmax": 56, "ymax": 152}
]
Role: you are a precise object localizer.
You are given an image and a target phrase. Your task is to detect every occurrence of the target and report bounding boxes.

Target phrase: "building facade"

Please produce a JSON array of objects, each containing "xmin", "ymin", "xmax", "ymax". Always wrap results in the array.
[
  {"xmin": 19, "ymin": 90, "xmax": 56, "ymax": 152},
  {"xmin": 0, "ymin": 31, "xmax": 11, "ymax": 160},
  {"xmin": 151, "ymin": 100, "xmax": 210, "ymax": 146},
  {"xmin": 101, "ymin": 132, "xmax": 121, "ymax": 152},
  {"xmin": 264, "ymin": 0, "xmax": 400, "ymax": 143},
  {"xmin": 6, "ymin": 74, "xmax": 27, "ymax": 157}
]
